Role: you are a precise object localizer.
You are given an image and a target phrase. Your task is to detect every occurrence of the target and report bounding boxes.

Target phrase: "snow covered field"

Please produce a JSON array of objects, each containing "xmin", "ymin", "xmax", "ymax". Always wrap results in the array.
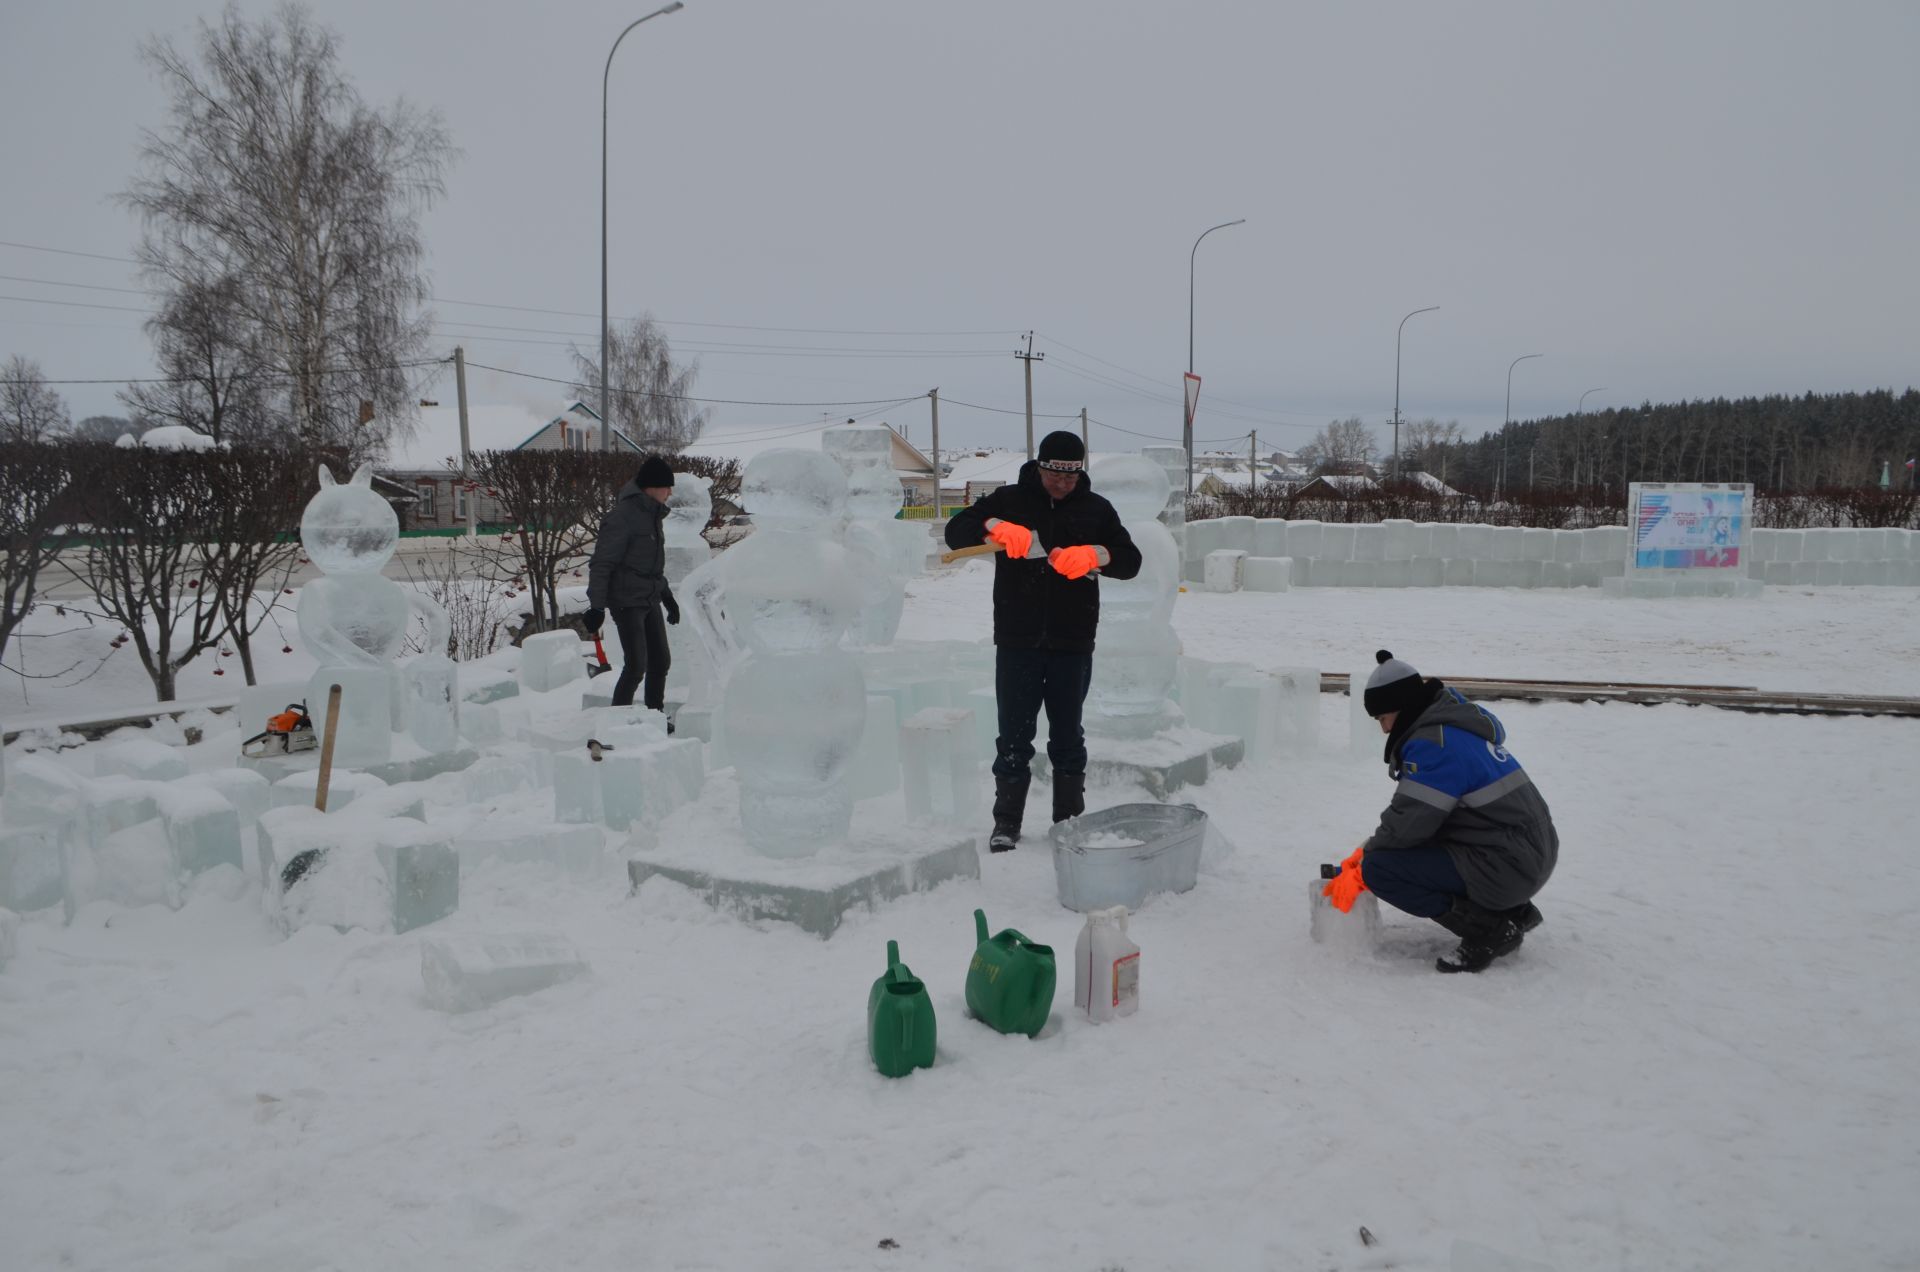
[{"xmin": 4, "ymin": 568, "xmax": 1919, "ymax": 1270}]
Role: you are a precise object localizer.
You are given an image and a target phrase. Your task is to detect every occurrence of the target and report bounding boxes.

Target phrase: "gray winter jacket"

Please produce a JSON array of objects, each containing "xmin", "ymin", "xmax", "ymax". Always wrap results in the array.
[
  {"xmin": 1366, "ymin": 687, "xmax": 1558, "ymax": 909},
  {"xmin": 587, "ymin": 481, "xmax": 670, "ymax": 610}
]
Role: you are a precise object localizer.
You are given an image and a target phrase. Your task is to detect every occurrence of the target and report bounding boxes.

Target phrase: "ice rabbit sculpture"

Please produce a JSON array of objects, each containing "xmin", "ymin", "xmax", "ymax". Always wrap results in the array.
[
  {"xmin": 294, "ymin": 463, "xmax": 457, "ymax": 765},
  {"xmin": 713, "ymin": 451, "xmax": 867, "ymax": 855}
]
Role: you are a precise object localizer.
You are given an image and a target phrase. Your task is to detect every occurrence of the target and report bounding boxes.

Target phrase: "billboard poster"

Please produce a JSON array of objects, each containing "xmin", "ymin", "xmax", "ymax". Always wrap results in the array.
[{"xmin": 1629, "ymin": 483, "xmax": 1751, "ymax": 571}]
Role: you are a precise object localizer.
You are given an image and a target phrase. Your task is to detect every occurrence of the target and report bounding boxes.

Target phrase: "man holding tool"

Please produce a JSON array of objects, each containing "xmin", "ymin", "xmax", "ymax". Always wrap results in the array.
[
  {"xmin": 943, "ymin": 432, "xmax": 1142, "ymax": 851},
  {"xmin": 585, "ymin": 455, "xmax": 680, "ymax": 721}
]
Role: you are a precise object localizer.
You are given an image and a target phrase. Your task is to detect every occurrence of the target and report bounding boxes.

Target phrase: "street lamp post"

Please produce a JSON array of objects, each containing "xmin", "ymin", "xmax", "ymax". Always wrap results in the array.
[
  {"xmin": 1185, "ymin": 218, "xmax": 1245, "ymax": 493},
  {"xmin": 1390, "ymin": 305, "xmax": 1440, "ymax": 482},
  {"xmin": 1501, "ymin": 353, "xmax": 1542, "ymax": 498},
  {"xmin": 1575, "ymin": 388, "xmax": 1606, "ymax": 486},
  {"xmin": 601, "ymin": 3, "xmax": 686, "ymax": 452}
]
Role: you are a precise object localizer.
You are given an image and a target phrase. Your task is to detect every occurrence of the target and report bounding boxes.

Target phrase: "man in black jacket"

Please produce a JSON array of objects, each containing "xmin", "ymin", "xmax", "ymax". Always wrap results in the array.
[
  {"xmin": 584, "ymin": 455, "xmax": 681, "ymax": 715},
  {"xmin": 944, "ymin": 432, "xmax": 1143, "ymax": 850}
]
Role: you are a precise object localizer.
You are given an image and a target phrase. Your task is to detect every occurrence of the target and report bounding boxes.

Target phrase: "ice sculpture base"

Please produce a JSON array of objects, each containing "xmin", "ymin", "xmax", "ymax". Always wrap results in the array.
[
  {"xmin": 240, "ymin": 744, "xmax": 480, "ymax": 789},
  {"xmin": 625, "ymin": 774, "xmax": 980, "ymax": 939},
  {"xmin": 1032, "ymin": 727, "xmax": 1245, "ymax": 799}
]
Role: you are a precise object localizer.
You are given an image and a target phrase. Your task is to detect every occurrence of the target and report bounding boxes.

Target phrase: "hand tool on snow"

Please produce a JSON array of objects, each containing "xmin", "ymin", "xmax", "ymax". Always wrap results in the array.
[
  {"xmin": 587, "ymin": 634, "xmax": 613, "ymax": 678},
  {"xmin": 241, "ymin": 701, "xmax": 318, "ymax": 758}
]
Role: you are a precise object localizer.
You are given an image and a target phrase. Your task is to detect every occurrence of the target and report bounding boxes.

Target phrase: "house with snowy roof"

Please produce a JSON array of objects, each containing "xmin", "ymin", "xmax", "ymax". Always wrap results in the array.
[
  {"xmin": 689, "ymin": 420, "xmax": 942, "ymax": 509},
  {"xmin": 380, "ymin": 400, "xmax": 642, "ymax": 530}
]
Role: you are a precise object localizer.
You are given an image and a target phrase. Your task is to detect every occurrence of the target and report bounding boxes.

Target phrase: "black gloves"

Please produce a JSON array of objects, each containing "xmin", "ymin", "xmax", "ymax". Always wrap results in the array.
[
  {"xmin": 662, "ymin": 591, "xmax": 681, "ymax": 625},
  {"xmin": 583, "ymin": 607, "xmax": 605, "ymax": 635}
]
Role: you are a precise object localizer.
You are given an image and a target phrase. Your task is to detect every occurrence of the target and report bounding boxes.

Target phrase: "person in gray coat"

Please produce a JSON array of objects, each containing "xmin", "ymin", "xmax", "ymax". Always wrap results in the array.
[
  {"xmin": 585, "ymin": 455, "xmax": 680, "ymax": 715},
  {"xmin": 1353, "ymin": 650, "xmax": 1559, "ymax": 972}
]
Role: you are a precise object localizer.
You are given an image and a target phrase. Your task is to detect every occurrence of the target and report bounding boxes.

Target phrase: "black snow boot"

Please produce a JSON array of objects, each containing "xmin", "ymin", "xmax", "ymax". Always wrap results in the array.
[
  {"xmin": 990, "ymin": 776, "xmax": 1030, "ymax": 853},
  {"xmin": 1051, "ymin": 771, "xmax": 1086, "ymax": 824},
  {"xmin": 1500, "ymin": 901, "xmax": 1544, "ymax": 933},
  {"xmin": 1432, "ymin": 897, "xmax": 1525, "ymax": 974}
]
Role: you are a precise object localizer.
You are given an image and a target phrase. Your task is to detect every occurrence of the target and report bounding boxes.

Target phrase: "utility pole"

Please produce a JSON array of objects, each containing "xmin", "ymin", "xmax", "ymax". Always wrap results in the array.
[
  {"xmin": 1080, "ymin": 406, "xmax": 1089, "ymax": 455},
  {"xmin": 1391, "ymin": 306, "xmax": 1440, "ymax": 484},
  {"xmin": 1249, "ymin": 431, "xmax": 1258, "ymax": 492},
  {"xmin": 1014, "ymin": 331, "xmax": 1043, "ymax": 460},
  {"xmin": 453, "ymin": 346, "xmax": 475, "ymax": 537},
  {"xmin": 928, "ymin": 388, "xmax": 941, "ymax": 515}
]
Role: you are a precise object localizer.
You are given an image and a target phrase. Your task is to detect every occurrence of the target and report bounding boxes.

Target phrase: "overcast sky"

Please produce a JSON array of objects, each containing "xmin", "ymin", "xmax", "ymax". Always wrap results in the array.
[{"xmin": 3, "ymin": 0, "xmax": 1916, "ymax": 455}]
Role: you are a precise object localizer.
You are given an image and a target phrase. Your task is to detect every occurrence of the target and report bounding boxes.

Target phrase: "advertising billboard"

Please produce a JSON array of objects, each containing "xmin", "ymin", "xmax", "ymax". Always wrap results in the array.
[{"xmin": 1628, "ymin": 482, "xmax": 1752, "ymax": 573}]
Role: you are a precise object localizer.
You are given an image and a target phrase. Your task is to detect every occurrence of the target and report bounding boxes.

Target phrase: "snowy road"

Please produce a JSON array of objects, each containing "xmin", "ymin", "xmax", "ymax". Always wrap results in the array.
[{"xmin": 3, "ymin": 568, "xmax": 1918, "ymax": 1270}]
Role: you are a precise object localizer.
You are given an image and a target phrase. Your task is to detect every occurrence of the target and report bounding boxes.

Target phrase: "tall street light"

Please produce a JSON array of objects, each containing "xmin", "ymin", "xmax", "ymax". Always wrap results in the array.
[
  {"xmin": 1574, "ymin": 389, "xmax": 1606, "ymax": 487},
  {"xmin": 601, "ymin": 2, "xmax": 686, "ymax": 452},
  {"xmin": 1501, "ymin": 353, "xmax": 1542, "ymax": 498},
  {"xmin": 1390, "ymin": 305, "xmax": 1440, "ymax": 482},
  {"xmin": 1185, "ymin": 218, "xmax": 1245, "ymax": 493}
]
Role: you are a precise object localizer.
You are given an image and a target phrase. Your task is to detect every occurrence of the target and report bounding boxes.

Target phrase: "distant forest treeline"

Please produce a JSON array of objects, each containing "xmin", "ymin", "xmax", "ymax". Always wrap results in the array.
[{"xmin": 1418, "ymin": 388, "xmax": 1920, "ymax": 494}]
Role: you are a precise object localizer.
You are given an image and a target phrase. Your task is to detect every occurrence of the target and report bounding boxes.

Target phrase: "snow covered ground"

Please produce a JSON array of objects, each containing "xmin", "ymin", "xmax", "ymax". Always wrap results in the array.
[{"xmin": 3, "ymin": 568, "xmax": 1919, "ymax": 1270}]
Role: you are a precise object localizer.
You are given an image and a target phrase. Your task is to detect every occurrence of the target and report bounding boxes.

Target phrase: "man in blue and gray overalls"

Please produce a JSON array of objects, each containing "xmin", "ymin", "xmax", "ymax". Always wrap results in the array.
[{"xmin": 1339, "ymin": 650, "xmax": 1560, "ymax": 972}]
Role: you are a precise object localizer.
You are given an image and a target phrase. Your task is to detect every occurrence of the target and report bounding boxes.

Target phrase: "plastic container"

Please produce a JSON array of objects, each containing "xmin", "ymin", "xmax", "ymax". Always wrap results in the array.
[
  {"xmin": 1073, "ymin": 905, "xmax": 1140, "ymax": 1022},
  {"xmin": 964, "ymin": 908, "xmax": 1056, "ymax": 1038},
  {"xmin": 1050, "ymin": 802, "xmax": 1207, "ymax": 911},
  {"xmin": 867, "ymin": 939, "xmax": 936, "ymax": 1077}
]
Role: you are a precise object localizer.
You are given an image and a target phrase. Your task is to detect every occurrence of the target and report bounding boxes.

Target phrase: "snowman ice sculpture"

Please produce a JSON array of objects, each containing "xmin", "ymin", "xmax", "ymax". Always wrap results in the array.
[
  {"xmin": 1086, "ymin": 454, "xmax": 1182, "ymax": 735},
  {"xmin": 842, "ymin": 464, "xmax": 909, "ymax": 646},
  {"xmin": 294, "ymin": 463, "xmax": 457, "ymax": 766},
  {"xmin": 713, "ymin": 450, "xmax": 866, "ymax": 856},
  {"xmin": 662, "ymin": 474, "xmax": 717, "ymax": 707}
]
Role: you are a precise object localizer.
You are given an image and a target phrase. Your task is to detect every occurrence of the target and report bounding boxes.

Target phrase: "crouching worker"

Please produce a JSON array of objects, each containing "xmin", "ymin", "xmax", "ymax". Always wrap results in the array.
[{"xmin": 1349, "ymin": 649, "xmax": 1558, "ymax": 973}]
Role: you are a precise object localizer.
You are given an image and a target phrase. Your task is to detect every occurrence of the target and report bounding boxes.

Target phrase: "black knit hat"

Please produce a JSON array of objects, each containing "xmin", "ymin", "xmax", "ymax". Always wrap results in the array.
[
  {"xmin": 1363, "ymin": 649, "xmax": 1428, "ymax": 718},
  {"xmin": 1036, "ymin": 431, "xmax": 1086, "ymax": 472},
  {"xmin": 636, "ymin": 455, "xmax": 675, "ymax": 488}
]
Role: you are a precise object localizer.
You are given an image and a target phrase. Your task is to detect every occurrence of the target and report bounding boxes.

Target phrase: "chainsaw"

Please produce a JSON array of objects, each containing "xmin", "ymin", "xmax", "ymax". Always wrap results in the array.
[{"xmin": 242, "ymin": 701, "xmax": 319, "ymax": 759}]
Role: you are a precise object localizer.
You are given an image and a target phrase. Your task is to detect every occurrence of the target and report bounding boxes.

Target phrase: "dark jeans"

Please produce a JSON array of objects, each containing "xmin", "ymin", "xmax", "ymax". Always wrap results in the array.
[
  {"xmin": 992, "ymin": 647, "xmax": 1093, "ymax": 783},
  {"xmin": 609, "ymin": 602, "xmax": 670, "ymax": 710},
  {"xmin": 1361, "ymin": 845, "xmax": 1468, "ymax": 919}
]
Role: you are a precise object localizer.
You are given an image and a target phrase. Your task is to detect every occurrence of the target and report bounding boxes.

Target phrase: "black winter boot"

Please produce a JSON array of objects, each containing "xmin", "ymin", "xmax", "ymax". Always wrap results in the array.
[
  {"xmin": 1051, "ymin": 771, "xmax": 1086, "ymax": 824},
  {"xmin": 990, "ymin": 776, "xmax": 1030, "ymax": 852},
  {"xmin": 1432, "ymin": 897, "xmax": 1524, "ymax": 974},
  {"xmin": 1500, "ymin": 901, "xmax": 1544, "ymax": 933}
]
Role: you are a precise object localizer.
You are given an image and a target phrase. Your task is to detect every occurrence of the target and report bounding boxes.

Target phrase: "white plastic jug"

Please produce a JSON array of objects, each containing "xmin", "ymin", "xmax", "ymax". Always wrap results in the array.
[{"xmin": 1073, "ymin": 905, "xmax": 1140, "ymax": 1022}]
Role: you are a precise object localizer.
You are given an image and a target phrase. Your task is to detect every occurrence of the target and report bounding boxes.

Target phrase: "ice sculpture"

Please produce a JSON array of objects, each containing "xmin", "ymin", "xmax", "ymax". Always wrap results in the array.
[
  {"xmin": 1087, "ymin": 454, "xmax": 1182, "ymax": 735},
  {"xmin": 663, "ymin": 474, "xmax": 717, "ymax": 707},
  {"xmin": 294, "ymin": 464, "xmax": 457, "ymax": 765},
  {"xmin": 843, "ymin": 464, "xmax": 908, "ymax": 646},
  {"xmin": 711, "ymin": 450, "xmax": 867, "ymax": 855}
]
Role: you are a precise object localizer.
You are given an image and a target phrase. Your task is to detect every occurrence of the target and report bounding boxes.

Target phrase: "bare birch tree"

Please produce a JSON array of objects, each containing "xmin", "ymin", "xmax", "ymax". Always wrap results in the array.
[
  {"xmin": 570, "ymin": 315, "xmax": 709, "ymax": 453},
  {"xmin": 121, "ymin": 4, "xmax": 455, "ymax": 462},
  {"xmin": 1, "ymin": 357, "xmax": 71, "ymax": 443}
]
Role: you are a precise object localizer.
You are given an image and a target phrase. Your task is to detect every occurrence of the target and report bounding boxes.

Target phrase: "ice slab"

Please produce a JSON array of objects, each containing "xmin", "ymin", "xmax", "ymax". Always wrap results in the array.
[
  {"xmin": 185, "ymin": 768, "xmax": 272, "ymax": 828},
  {"xmin": 900, "ymin": 707, "xmax": 980, "ymax": 825},
  {"xmin": 1441, "ymin": 558, "xmax": 1475, "ymax": 586},
  {"xmin": 1426, "ymin": 524, "xmax": 1460, "ymax": 557},
  {"xmin": 518, "ymin": 630, "xmax": 585, "ymax": 694},
  {"xmin": 1, "ymin": 755, "xmax": 84, "ymax": 827},
  {"xmin": 1319, "ymin": 523, "xmax": 1356, "ymax": 562},
  {"xmin": 1349, "ymin": 523, "xmax": 1384, "ymax": 562},
  {"xmin": 269, "ymin": 767, "xmax": 387, "ymax": 812},
  {"xmin": 1454, "ymin": 523, "xmax": 1493, "ymax": 559},
  {"xmin": 459, "ymin": 751, "xmax": 548, "ymax": 806},
  {"xmin": 1521, "ymin": 528, "xmax": 1558, "ymax": 562},
  {"xmin": 452, "ymin": 820, "xmax": 605, "ymax": 876},
  {"xmin": 1216, "ymin": 516, "xmax": 1256, "ymax": 554},
  {"xmin": 154, "ymin": 785, "xmax": 243, "ymax": 878},
  {"xmin": 421, "ymin": 932, "xmax": 590, "ymax": 1013},
  {"xmin": 1217, "ymin": 674, "xmax": 1279, "ymax": 763},
  {"xmin": 1410, "ymin": 557, "xmax": 1444, "ymax": 587},
  {"xmin": 627, "ymin": 778, "xmax": 980, "ymax": 939},
  {"xmin": 262, "ymin": 811, "xmax": 459, "ymax": 935},
  {"xmin": 1203, "ymin": 549, "xmax": 1247, "ymax": 593},
  {"xmin": 1270, "ymin": 667, "xmax": 1322, "ymax": 755},
  {"xmin": 525, "ymin": 704, "xmax": 667, "ymax": 752},
  {"xmin": 553, "ymin": 735, "xmax": 705, "ymax": 831},
  {"xmin": 849, "ymin": 695, "xmax": 902, "ymax": 800},
  {"xmin": 1309, "ymin": 879, "xmax": 1382, "ymax": 950},
  {"xmin": 1252, "ymin": 520, "xmax": 1288, "ymax": 557},
  {"xmin": 1031, "ymin": 727, "xmax": 1243, "ymax": 798},
  {"xmin": 1283, "ymin": 520, "xmax": 1324, "ymax": 559},
  {"xmin": 82, "ymin": 777, "xmax": 164, "ymax": 850},
  {"xmin": 0, "ymin": 822, "xmax": 68, "ymax": 912},
  {"xmin": 1380, "ymin": 519, "xmax": 1416, "ymax": 561},
  {"xmin": 461, "ymin": 665, "xmax": 521, "ymax": 705},
  {"xmin": 1241, "ymin": 556, "xmax": 1292, "ymax": 592},
  {"xmin": 94, "ymin": 738, "xmax": 188, "ymax": 783},
  {"xmin": 92, "ymin": 818, "xmax": 176, "ymax": 909}
]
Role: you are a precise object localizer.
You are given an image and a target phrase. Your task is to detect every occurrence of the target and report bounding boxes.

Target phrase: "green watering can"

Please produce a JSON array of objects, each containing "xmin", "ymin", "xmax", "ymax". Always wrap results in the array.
[
  {"xmin": 868, "ymin": 940, "xmax": 937, "ymax": 1078},
  {"xmin": 964, "ymin": 908, "xmax": 1056, "ymax": 1038}
]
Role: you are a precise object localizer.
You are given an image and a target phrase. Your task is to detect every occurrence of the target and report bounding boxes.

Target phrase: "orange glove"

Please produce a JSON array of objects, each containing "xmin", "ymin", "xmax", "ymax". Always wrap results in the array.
[
  {"xmin": 1321, "ymin": 847, "xmax": 1369, "ymax": 913},
  {"xmin": 985, "ymin": 520, "xmax": 1033, "ymax": 559},
  {"xmin": 1048, "ymin": 545, "xmax": 1100, "ymax": 579}
]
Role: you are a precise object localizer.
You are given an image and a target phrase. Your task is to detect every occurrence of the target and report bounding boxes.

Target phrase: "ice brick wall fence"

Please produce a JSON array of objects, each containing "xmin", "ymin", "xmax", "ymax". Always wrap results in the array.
[{"xmin": 1180, "ymin": 518, "xmax": 1920, "ymax": 591}]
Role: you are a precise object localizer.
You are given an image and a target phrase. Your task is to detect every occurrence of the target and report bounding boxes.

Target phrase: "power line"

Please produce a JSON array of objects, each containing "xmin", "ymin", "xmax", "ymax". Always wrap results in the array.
[
  {"xmin": 0, "ymin": 274, "xmax": 149, "ymax": 296},
  {"xmin": 0, "ymin": 240, "xmax": 137, "ymax": 264},
  {"xmin": 6, "ymin": 358, "xmax": 445, "ymax": 387},
  {"xmin": 0, "ymin": 294, "xmax": 152, "ymax": 315},
  {"xmin": 936, "ymin": 394, "xmax": 1079, "ymax": 420},
  {"xmin": 458, "ymin": 359, "xmax": 926, "ymax": 410}
]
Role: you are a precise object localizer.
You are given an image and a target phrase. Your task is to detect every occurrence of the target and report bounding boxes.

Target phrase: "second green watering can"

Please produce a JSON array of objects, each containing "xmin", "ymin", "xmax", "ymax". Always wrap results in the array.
[
  {"xmin": 964, "ymin": 908, "xmax": 1056, "ymax": 1038},
  {"xmin": 868, "ymin": 940, "xmax": 936, "ymax": 1077}
]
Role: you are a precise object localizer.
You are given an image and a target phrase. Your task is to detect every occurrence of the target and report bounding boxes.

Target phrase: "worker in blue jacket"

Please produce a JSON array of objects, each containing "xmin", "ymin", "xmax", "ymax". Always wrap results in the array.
[{"xmin": 1345, "ymin": 650, "xmax": 1559, "ymax": 972}]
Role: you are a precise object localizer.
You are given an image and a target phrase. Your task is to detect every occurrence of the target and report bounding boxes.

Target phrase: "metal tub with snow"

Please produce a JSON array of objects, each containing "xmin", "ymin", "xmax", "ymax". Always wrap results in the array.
[{"xmin": 1049, "ymin": 802, "xmax": 1208, "ymax": 912}]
